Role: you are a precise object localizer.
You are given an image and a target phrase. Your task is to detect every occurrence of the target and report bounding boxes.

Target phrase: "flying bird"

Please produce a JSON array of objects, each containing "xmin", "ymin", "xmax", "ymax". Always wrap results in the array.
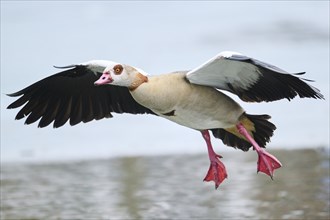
[{"xmin": 7, "ymin": 51, "xmax": 324, "ymax": 189}]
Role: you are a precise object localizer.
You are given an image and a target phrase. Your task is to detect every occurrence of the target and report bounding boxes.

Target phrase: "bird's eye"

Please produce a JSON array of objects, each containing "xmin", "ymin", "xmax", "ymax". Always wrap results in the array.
[{"xmin": 113, "ymin": 64, "xmax": 123, "ymax": 75}]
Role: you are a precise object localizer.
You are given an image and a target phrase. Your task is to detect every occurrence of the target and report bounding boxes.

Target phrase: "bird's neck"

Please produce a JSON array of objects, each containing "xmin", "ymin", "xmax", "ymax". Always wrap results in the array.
[{"xmin": 128, "ymin": 73, "xmax": 148, "ymax": 91}]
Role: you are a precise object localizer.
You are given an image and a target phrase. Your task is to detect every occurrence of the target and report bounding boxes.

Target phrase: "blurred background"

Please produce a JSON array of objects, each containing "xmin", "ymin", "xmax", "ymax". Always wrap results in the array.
[
  {"xmin": 1, "ymin": 1, "xmax": 329, "ymax": 219},
  {"xmin": 1, "ymin": 1, "xmax": 329, "ymax": 162}
]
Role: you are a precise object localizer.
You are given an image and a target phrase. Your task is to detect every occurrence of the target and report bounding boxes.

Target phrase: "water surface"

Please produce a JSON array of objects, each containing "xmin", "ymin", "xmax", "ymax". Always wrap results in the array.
[{"xmin": 1, "ymin": 149, "xmax": 329, "ymax": 219}]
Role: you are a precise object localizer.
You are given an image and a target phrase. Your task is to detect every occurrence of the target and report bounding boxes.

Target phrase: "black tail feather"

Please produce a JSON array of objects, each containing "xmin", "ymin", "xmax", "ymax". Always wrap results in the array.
[{"xmin": 211, "ymin": 113, "xmax": 276, "ymax": 151}]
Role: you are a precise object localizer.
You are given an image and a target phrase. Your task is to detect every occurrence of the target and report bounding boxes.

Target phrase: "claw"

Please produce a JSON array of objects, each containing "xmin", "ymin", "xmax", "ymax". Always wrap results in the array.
[
  {"xmin": 257, "ymin": 149, "xmax": 282, "ymax": 179},
  {"xmin": 203, "ymin": 155, "xmax": 228, "ymax": 189}
]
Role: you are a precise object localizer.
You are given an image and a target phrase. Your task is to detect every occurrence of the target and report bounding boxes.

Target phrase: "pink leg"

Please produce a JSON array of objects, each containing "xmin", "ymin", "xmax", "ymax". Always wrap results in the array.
[
  {"xmin": 201, "ymin": 130, "xmax": 228, "ymax": 189},
  {"xmin": 236, "ymin": 123, "xmax": 282, "ymax": 179}
]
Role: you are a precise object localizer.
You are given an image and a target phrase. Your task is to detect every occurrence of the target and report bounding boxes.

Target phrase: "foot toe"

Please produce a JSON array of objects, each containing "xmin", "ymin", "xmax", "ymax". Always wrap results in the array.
[{"xmin": 204, "ymin": 159, "xmax": 228, "ymax": 189}]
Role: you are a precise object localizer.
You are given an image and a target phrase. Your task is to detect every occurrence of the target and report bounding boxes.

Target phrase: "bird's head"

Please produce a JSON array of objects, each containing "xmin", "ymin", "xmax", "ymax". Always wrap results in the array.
[{"xmin": 94, "ymin": 63, "xmax": 148, "ymax": 90}]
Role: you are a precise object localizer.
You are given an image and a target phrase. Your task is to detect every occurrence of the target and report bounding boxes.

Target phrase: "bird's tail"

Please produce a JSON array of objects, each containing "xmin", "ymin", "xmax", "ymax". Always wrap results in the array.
[{"xmin": 211, "ymin": 113, "xmax": 276, "ymax": 151}]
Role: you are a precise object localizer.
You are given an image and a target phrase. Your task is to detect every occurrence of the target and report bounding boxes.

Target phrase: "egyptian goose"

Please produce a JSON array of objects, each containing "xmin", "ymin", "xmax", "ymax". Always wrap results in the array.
[{"xmin": 7, "ymin": 51, "xmax": 323, "ymax": 189}]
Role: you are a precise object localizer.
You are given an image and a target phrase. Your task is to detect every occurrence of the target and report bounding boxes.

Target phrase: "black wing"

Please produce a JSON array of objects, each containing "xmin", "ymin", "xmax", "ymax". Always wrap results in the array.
[
  {"xmin": 227, "ymin": 54, "xmax": 324, "ymax": 102},
  {"xmin": 7, "ymin": 65, "xmax": 156, "ymax": 128}
]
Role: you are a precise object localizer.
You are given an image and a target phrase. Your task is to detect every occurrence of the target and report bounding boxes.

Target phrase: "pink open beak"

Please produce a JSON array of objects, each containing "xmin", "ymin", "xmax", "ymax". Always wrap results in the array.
[{"xmin": 94, "ymin": 73, "xmax": 114, "ymax": 85}]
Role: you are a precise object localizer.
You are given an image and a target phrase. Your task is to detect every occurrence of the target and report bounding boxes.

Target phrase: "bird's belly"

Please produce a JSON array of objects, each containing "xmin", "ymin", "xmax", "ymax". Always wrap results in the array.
[
  {"xmin": 160, "ymin": 108, "xmax": 232, "ymax": 130},
  {"xmin": 146, "ymin": 96, "xmax": 243, "ymax": 130}
]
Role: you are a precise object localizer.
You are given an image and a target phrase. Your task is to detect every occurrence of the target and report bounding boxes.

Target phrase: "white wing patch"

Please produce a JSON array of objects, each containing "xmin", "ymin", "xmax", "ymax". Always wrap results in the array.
[
  {"xmin": 218, "ymin": 51, "xmax": 243, "ymax": 58},
  {"xmin": 187, "ymin": 51, "xmax": 261, "ymax": 91},
  {"xmin": 80, "ymin": 60, "xmax": 118, "ymax": 74}
]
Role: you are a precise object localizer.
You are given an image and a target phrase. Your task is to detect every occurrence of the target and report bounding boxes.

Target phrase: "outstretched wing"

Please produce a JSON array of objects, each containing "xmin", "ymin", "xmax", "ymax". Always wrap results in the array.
[
  {"xmin": 7, "ymin": 61, "xmax": 155, "ymax": 128},
  {"xmin": 186, "ymin": 51, "xmax": 324, "ymax": 102}
]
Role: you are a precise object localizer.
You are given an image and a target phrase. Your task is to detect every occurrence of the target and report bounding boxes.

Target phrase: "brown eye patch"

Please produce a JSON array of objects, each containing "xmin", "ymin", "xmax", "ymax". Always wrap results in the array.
[{"xmin": 113, "ymin": 64, "xmax": 123, "ymax": 75}]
